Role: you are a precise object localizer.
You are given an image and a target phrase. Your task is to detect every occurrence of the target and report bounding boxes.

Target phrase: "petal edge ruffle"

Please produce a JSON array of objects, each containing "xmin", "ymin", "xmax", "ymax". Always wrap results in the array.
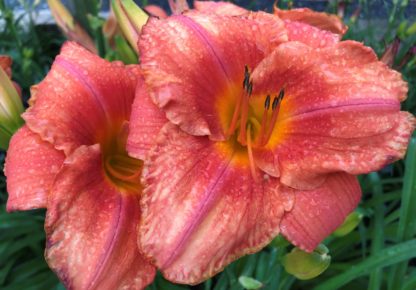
[
  {"xmin": 280, "ymin": 173, "xmax": 361, "ymax": 252},
  {"xmin": 5, "ymin": 126, "xmax": 64, "ymax": 212}
]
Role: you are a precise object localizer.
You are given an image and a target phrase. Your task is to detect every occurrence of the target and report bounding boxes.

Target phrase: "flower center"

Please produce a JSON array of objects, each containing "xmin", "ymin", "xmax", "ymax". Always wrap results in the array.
[
  {"xmin": 226, "ymin": 65, "xmax": 285, "ymax": 148},
  {"xmin": 220, "ymin": 65, "xmax": 286, "ymax": 181},
  {"xmin": 101, "ymin": 122, "xmax": 143, "ymax": 192}
]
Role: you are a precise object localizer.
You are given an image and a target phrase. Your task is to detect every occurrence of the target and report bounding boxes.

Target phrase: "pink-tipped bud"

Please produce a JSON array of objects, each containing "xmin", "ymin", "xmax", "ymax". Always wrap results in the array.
[
  {"xmin": 47, "ymin": 0, "xmax": 97, "ymax": 54},
  {"xmin": 381, "ymin": 37, "xmax": 400, "ymax": 67}
]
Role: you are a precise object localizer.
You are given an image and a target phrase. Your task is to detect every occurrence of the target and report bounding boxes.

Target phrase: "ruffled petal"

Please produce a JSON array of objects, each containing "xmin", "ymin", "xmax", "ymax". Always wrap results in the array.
[
  {"xmin": 140, "ymin": 124, "xmax": 294, "ymax": 284},
  {"xmin": 144, "ymin": 5, "xmax": 168, "ymax": 18},
  {"xmin": 5, "ymin": 126, "xmax": 64, "ymax": 212},
  {"xmin": 23, "ymin": 42, "xmax": 140, "ymax": 155},
  {"xmin": 283, "ymin": 20, "xmax": 340, "ymax": 48},
  {"xmin": 127, "ymin": 76, "xmax": 167, "ymax": 160},
  {"xmin": 274, "ymin": 6, "xmax": 347, "ymax": 36},
  {"xmin": 251, "ymin": 40, "xmax": 414, "ymax": 189},
  {"xmin": 280, "ymin": 173, "xmax": 361, "ymax": 252},
  {"xmin": 45, "ymin": 145, "xmax": 155, "ymax": 290},
  {"xmin": 193, "ymin": 1, "xmax": 247, "ymax": 15},
  {"xmin": 139, "ymin": 12, "xmax": 287, "ymax": 140}
]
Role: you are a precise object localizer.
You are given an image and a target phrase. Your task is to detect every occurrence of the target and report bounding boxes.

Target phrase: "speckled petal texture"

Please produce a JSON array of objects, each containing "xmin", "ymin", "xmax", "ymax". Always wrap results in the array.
[
  {"xmin": 280, "ymin": 173, "xmax": 361, "ymax": 252},
  {"xmin": 139, "ymin": 124, "xmax": 294, "ymax": 284},
  {"xmin": 127, "ymin": 75, "xmax": 167, "ymax": 160},
  {"xmin": 251, "ymin": 40, "xmax": 414, "ymax": 189},
  {"xmin": 45, "ymin": 145, "xmax": 155, "ymax": 290},
  {"xmin": 23, "ymin": 42, "xmax": 140, "ymax": 155},
  {"xmin": 283, "ymin": 20, "xmax": 340, "ymax": 48},
  {"xmin": 5, "ymin": 126, "xmax": 65, "ymax": 211},
  {"xmin": 139, "ymin": 12, "xmax": 287, "ymax": 140}
]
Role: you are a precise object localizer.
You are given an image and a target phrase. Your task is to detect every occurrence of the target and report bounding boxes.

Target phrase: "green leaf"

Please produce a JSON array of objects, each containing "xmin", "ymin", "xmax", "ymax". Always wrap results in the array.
[
  {"xmin": 314, "ymin": 239, "xmax": 416, "ymax": 290},
  {"xmin": 389, "ymin": 138, "xmax": 416, "ymax": 290}
]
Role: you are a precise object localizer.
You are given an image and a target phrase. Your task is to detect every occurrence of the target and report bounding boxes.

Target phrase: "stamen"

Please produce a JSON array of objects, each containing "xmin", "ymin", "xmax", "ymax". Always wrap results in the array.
[
  {"xmin": 247, "ymin": 81, "xmax": 253, "ymax": 96},
  {"xmin": 256, "ymin": 95, "xmax": 270, "ymax": 146},
  {"xmin": 237, "ymin": 81, "xmax": 252, "ymax": 145},
  {"xmin": 243, "ymin": 65, "xmax": 250, "ymax": 90},
  {"xmin": 263, "ymin": 88, "xmax": 285, "ymax": 145},
  {"xmin": 247, "ymin": 125, "xmax": 259, "ymax": 182},
  {"xmin": 264, "ymin": 95, "xmax": 271, "ymax": 110},
  {"xmin": 105, "ymin": 155, "xmax": 142, "ymax": 182},
  {"xmin": 226, "ymin": 91, "xmax": 243, "ymax": 137}
]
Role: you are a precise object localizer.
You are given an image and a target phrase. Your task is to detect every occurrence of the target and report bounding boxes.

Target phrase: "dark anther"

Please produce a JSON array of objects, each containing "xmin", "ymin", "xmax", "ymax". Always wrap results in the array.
[
  {"xmin": 272, "ymin": 96, "xmax": 279, "ymax": 110},
  {"xmin": 247, "ymin": 81, "xmax": 253, "ymax": 96},
  {"xmin": 243, "ymin": 65, "xmax": 250, "ymax": 89},
  {"xmin": 264, "ymin": 95, "xmax": 271, "ymax": 110},
  {"xmin": 278, "ymin": 88, "xmax": 285, "ymax": 101},
  {"xmin": 244, "ymin": 65, "xmax": 250, "ymax": 78}
]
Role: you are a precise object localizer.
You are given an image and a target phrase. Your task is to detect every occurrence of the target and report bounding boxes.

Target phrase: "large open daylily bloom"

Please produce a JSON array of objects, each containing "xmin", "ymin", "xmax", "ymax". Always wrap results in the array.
[
  {"xmin": 5, "ymin": 42, "xmax": 155, "ymax": 289},
  {"xmin": 128, "ymin": 4, "xmax": 415, "ymax": 284}
]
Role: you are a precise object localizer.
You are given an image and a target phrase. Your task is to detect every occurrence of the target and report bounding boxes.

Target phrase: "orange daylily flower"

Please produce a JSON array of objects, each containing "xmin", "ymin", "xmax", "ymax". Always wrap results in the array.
[
  {"xmin": 5, "ymin": 42, "xmax": 155, "ymax": 290},
  {"xmin": 127, "ymin": 4, "xmax": 415, "ymax": 284}
]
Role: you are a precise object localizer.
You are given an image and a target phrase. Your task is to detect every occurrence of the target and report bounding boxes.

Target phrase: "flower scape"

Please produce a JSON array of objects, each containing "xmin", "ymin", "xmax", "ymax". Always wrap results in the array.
[{"xmin": 2, "ymin": 1, "xmax": 416, "ymax": 290}]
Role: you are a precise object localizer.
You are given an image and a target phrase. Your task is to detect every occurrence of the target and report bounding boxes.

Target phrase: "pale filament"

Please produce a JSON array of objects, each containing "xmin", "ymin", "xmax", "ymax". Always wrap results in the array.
[{"xmin": 246, "ymin": 125, "xmax": 259, "ymax": 182}]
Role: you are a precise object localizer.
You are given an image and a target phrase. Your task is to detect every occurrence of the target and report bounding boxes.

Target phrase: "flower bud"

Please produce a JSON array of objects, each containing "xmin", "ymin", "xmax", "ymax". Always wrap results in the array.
[
  {"xmin": 238, "ymin": 276, "xmax": 263, "ymax": 290},
  {"xmin": 332, "ymin": 210, "xmax": 363, "ymax": 237},
  {"xmin": 47, "ymin": 0, "xmax": 97, "ymax": 54},
  {"xmin": 282, "ymin": 244, "xmax": 331, "ymax": 280},
  {"xmin": 112, "ymin": 0, "xmax": 149, "ymax": 53},
  {"xmin": 381, "ymin": 37, "xmax": 400, "ymax": 67},
  {"xmin": 0, "ymin": 61, "xmax": 24, "ymax": 150}
]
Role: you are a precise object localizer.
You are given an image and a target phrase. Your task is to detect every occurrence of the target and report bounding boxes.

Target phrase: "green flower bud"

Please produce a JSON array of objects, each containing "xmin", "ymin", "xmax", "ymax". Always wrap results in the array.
[
  {"xmin": 112, "ymin": 0, "xmax": 149, "ymax": 53},
  {"xmin": 238, "ymin": 276, "xmax": 263, "ymax": 290},
  {"xmin": 282, "ymin": 244, "xmax": 331, "ymax": 280},
  {"xmin": 0, "ymin": 65, "xmax": 24, "ymax": 150},
  {"xmin": 333, "ymin": 211, "xmax": 363, "ymax": 237}
]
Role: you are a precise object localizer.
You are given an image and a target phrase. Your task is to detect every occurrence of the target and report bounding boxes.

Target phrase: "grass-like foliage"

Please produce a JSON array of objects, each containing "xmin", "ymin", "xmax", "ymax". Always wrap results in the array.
[{"xmin": 0, "ymin": 0, "xmax": 415, "ymax": 289}]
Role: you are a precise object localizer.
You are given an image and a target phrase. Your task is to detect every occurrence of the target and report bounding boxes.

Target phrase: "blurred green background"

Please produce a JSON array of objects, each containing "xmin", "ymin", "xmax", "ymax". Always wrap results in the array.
[{"xmin": 0, "ymin": 0, "xmax": 415, "ymax": 289}]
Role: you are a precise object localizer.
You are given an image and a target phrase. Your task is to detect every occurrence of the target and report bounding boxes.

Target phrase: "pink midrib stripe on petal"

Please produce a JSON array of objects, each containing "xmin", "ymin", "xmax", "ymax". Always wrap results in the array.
[
  {"xmin": 281, "ymin": 99, "xmax": 401, "ymax": 122},
  {"xmin": 85, "ymin": 192, "xmax": 123, "ymax": 290},
  {"xmin": 161, "ymin": 151, "xmax": 235, "ymax": 270},
  {"xmin": 177, "ymin": 15, "xmax": 232, "ymax": 83},
  {"xmin": 55, "ymin": 57, "xmax": 112, "ymax": 124}
]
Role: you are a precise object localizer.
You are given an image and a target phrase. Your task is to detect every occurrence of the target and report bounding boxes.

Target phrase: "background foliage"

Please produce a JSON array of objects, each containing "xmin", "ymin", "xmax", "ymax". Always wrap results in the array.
[{"xmin": 0, "ymin": 0, "xmax": 415, "ymax": 289}]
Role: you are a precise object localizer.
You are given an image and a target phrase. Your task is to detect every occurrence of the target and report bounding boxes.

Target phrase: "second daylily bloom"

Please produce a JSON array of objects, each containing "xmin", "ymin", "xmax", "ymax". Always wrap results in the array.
[
  {"xmin": 5, "ymin": 42, "xmax": 155, "ymax": 289},
  {"xmin": 128, "ymin": 4, "xmax": 415, "ymax": 284}
]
